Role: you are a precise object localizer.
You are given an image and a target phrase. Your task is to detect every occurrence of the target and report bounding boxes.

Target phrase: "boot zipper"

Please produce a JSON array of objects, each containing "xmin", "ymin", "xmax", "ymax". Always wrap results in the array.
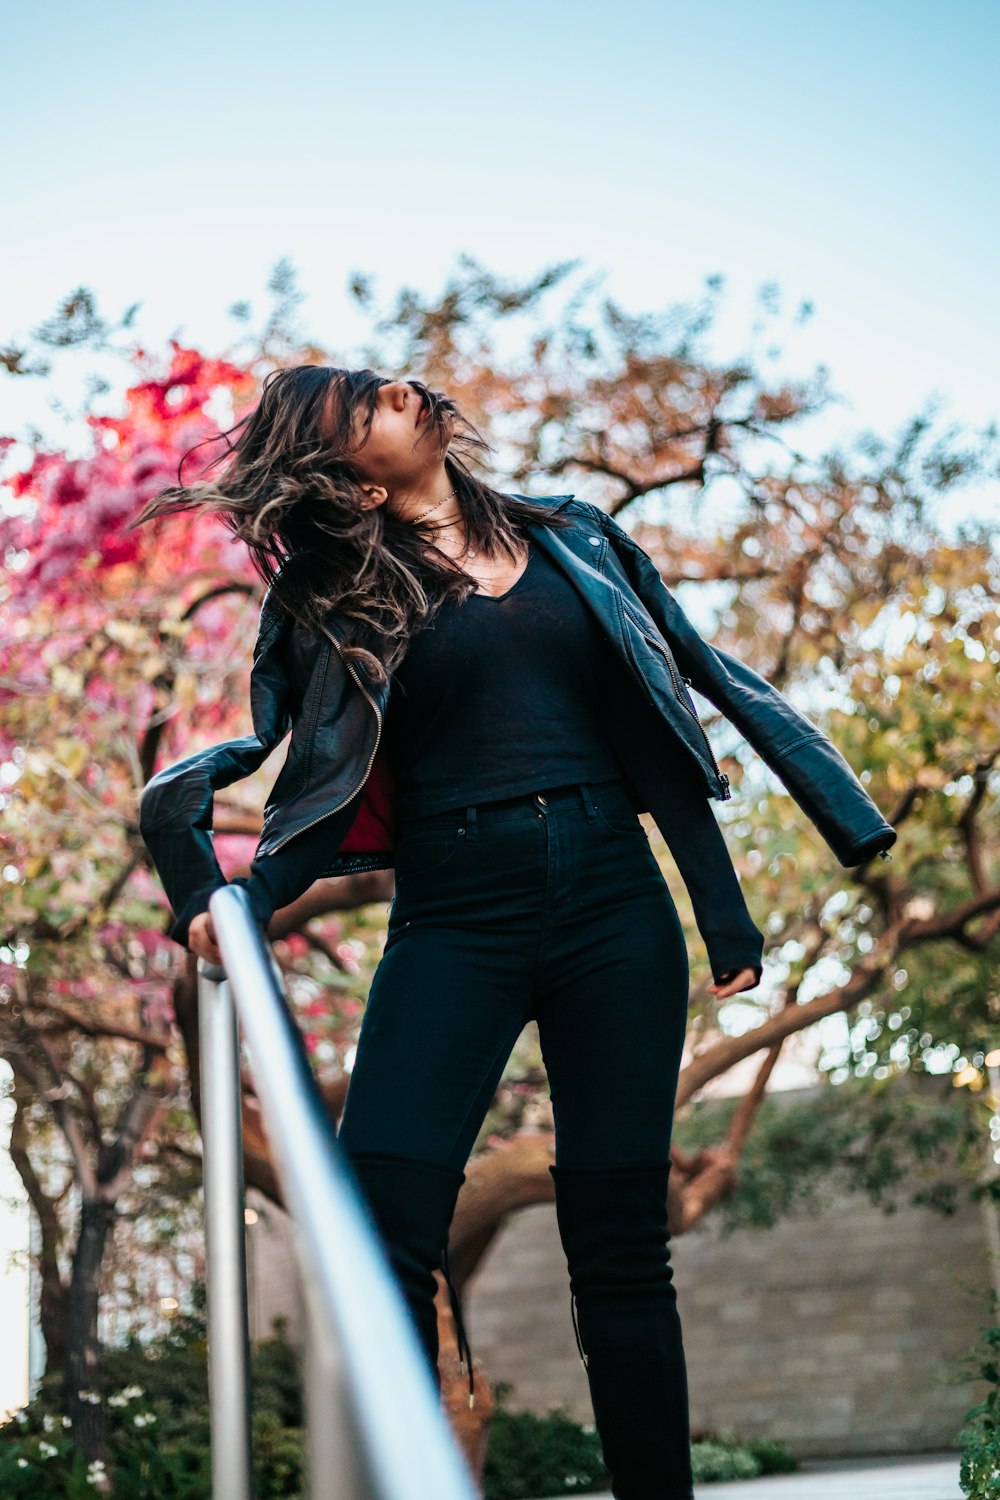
[
  {"xmin": 265, "ymin": 627, "xmax": 383, "ymax": 855},
  {"xmin": 571, "ymin": 1291, "xmax": 588, "ymax": 1367},
  {"xmin": 442, "ymin": 1244, "xmax": 476, "ymax": 1408}
]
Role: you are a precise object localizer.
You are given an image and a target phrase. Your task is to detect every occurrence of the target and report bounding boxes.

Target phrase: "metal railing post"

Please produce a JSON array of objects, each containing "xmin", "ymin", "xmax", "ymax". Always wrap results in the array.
[
  {"xmin": 200, "ymin": 883, "xmax": 479, "ymax": 1500},
  {"xmin": 198, "ymin": 958, "xmax": 254, "ymax": 1500}
]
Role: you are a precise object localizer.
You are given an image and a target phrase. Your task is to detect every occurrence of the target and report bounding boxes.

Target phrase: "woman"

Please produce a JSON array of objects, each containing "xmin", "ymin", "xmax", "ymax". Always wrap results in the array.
[{"xmin": 135, "ymin": 366, "xmax": 895, "ymax": 1500}]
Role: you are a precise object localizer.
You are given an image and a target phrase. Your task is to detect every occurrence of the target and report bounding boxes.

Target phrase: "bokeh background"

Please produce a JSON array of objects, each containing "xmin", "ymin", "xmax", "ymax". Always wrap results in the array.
[{"xmin": 1, "ymin": 2, "xmax": 998, "ymax": 1495}]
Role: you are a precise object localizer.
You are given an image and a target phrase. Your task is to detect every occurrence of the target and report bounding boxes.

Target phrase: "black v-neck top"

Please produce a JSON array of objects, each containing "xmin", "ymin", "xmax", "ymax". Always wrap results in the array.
[
  {"xmin": 173, "ymin": 530, "xmax": 766, "ymax": 985},
  {"xmin": 383, "ymin": 537, "xmax": 623, "ymax": 820}
]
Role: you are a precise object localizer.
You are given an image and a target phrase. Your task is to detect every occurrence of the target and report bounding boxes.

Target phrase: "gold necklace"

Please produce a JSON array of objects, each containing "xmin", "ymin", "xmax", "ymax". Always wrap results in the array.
[
  {"xmin": 407, "ymin": 489, "xmax": 479, "ymax": 559},
  {"xmin": 408, "ymin": 489, "xmax": 457, "ymax": 523}
]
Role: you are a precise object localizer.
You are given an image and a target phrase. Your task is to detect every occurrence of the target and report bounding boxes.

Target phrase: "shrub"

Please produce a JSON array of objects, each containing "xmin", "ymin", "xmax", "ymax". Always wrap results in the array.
[
  {"xmin": 957, "ymin": 1319, "xmax": 1000, "ymax": 1499},
  {"xmin": 744, "ymin": 1434, "xmax": 799, "ymax": 1474},
  {"xmin": 482, "ymin": 1389, "xmax": 610, "ymax": 1498},
  {"xmin": 0, "ymin": 1307, "xmax": 303, "ymax": 1499},
  {"xmin": 690, "ymin": 1440, "xmax": 761, "ymax": 1482},
  {"xmin": 0, "ymin": 1320, "xmax": 798, "ymax": 1498},
  {"xmin": 482, "ymin": 1384, "xmax": 797, "ymax": 1497}
]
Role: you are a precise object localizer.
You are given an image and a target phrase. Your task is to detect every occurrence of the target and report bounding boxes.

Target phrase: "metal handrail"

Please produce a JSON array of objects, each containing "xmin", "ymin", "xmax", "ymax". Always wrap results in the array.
[{"xmin": 198, "ymin": 883, "xmax": 479, "ymax": 1500}]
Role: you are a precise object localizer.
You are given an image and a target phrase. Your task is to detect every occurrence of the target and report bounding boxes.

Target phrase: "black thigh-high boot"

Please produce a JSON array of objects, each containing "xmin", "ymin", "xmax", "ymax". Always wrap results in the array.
[
  {"xmin": 344, "ymin": 1152, "xmax": 473, "ymax": 1401},
  {"xmin": 549, "ymin": 1160, "xmax": 694, "ymax": 1500}
]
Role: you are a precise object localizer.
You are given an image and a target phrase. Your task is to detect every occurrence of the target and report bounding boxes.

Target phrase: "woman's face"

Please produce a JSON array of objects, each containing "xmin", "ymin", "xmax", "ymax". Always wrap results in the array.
[{"xmin": 322, "ymin": 376, "xmax": 453, "ymax": 504}]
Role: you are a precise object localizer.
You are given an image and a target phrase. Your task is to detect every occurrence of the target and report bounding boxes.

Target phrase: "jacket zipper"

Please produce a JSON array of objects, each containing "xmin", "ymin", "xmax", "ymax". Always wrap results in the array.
[
  {"xmin": 637, "ymin": 628, "xmax": 730, "ymax": 798},
  {"xmin": 265, "ymin": 628, "xmax": 384, "ymax": 855},
  {"xmin": 615, "ymin": 597, "xmax": 730, "ymax": 799}
]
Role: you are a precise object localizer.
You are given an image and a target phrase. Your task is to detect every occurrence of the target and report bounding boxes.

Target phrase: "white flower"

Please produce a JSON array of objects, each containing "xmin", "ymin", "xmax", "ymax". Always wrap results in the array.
[
  {"xmin": 77, "ymin": 1389, "xmax": 101, "ymax": 1405},
  {"xmin": 86, "ymin": 1458, "xmax": 107, "ymax": 1485},
  {"xmin": 14, "ymin": 1410, "xmax": 29, "ymax": 1426},
  {"xmin": 62, "ymin": 1416, "xmax": 72, "ymax": 1428},
  {"xmin": 120, "ymin": 1385, "xmax": 144, "ymax": 1400},
  {"xmin": 38, "ymin": 1441, "xmax": 58, "ymax": 1458},
  {"xmin": 132, "ymin": 1411, "xmax": 157, "ymax": 1428},
  {"xmin": 43, "ymin": 1413, "xmax": 56, "ymax": 1432},
  {"xmin": 107, "ymin": 1394, "xmax": 127, "ymax": 1407},
  {"xmin": 17, "ymin": 1458, "xmax": 28, "ymax": 1469}
]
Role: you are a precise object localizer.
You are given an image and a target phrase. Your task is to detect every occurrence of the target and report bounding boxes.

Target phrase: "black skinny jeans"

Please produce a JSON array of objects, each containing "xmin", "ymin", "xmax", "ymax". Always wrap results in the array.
[{"xmin": 337, "ymin": 777, "xmax": 690, "ymax": 1170}]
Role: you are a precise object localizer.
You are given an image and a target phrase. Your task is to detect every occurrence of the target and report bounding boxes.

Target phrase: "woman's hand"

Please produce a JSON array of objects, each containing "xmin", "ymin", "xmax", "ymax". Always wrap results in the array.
[
  {"xmin": 187, "ymin": 909, "xmax": 224, "ymax": 966},
  {"xmin": 707, "ymin": 966, "xmax": 759, "ymax": 999}
]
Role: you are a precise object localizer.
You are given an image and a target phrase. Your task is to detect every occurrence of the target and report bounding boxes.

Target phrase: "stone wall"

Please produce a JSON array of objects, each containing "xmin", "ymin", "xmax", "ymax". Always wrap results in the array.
[
  {"xmin": 248, "ymin": 1090, "xmax": 995, "ymax": 1458},
  {"xmin": 465, "ymin": 1135, "xmax": 992, "ymax": 1457}
]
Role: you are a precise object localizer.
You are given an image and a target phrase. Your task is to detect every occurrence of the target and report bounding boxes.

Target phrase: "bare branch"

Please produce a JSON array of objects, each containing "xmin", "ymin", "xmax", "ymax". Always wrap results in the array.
[
  {"xmin": 678, "ymin": 925, "xmax": 903, "ymax": 1105},
  {"xmin": 958, "ymin": 747, "xmax": 1000, "ymax": 893},
  {"xmin": 101, "ymin": 1055, "xmax": 176, "ymax": 1202},
  {"xmin": 28, "ymin": 996, "xmax": 173, "ymax": 1051},
  {"xmin": 906, "ymin": 885, "xmax": 1000, "ymax": 947}
]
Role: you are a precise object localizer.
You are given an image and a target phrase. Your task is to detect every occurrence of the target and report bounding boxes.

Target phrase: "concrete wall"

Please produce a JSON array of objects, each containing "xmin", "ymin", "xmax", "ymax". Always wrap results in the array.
[
  {"xmin": 465, "ymin": 1151, "xmax": 993, "ymax": 1458},
  {"xmin": 247, "ymin": 1100, "xmax": 994, "ymax": 1458}
]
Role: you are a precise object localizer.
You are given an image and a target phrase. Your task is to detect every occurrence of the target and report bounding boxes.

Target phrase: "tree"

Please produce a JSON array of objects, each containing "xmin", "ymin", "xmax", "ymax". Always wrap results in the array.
[{"xmin": 2, "ymin": 258, "xmax": 998, "ymax": 1478}]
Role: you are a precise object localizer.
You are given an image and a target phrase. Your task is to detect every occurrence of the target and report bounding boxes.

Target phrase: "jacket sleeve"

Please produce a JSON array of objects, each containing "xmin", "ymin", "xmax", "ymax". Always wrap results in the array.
[
  {"xmin": 588, "ymin": 502, "xmax": 897, "ymax": 868},
  {"xmin": 139, "ymin": 733, "xmax": 276, "ymax": 948},
  {"xmin": 651, "ymin": 736, "xmax": 765, "ymax": 987},
  {"xmin": 138, "ymin": 593, "xmax": 296, "ymax": 950},
  {"xmin": 140, "ymin": 593, "xmax": 382, "ymax": 951},
  {"xmin": 222, "ymin": 791, "xmax": 368, "ymax": 941},
  {"xmin": 153, "ymin": 793, "xmax": 368, "ymax": 950}
]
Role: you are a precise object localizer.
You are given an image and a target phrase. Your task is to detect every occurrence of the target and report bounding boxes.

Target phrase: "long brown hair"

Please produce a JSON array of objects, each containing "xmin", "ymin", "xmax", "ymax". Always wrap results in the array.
[{"xmin": 130, "ymin": 364, "xmax": 575, "ymax": 684}]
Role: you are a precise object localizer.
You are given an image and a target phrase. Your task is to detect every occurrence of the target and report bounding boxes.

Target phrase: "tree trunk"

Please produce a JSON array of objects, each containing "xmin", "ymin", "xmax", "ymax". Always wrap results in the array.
[
  {"xmin": 65, "ymin": 1198, "xmax": 115, "ymax": 1470},
  {"xmin": 7, "ymin": 1093, "xmax": 69, "ymax": 1371}
]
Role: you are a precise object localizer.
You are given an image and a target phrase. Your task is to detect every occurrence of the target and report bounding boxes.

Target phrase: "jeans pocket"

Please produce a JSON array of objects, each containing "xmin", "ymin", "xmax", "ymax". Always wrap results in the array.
[
  {"xmin": 594, "ymin": 799, "xmax": 648, "ymax": 838},
  {"xmin": 394, "ymin": 827, "xmax": 464, "ymax": 879}
]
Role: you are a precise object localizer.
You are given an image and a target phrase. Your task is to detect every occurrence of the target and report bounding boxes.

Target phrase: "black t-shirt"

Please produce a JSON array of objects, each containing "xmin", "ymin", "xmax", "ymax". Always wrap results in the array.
[{"xmin": 383, "ymin": 536, "xmax": 624, "ymax": 821}]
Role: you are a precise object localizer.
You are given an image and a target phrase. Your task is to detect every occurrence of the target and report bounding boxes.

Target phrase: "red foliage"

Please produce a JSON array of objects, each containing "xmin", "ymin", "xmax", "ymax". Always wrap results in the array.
[{"xmin": 1, "ymin": 341, "xmax": 256, "ymax": 612}]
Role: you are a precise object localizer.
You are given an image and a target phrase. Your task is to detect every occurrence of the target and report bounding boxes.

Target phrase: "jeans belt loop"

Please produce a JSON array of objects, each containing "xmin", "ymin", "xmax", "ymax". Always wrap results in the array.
[
  {"xmin": 464, "ymin": 804, "xmax": 478, "ymax": 844},
  {"xmin": 578, "ymin": 782, "xmax": 598, "ymax": 824}
]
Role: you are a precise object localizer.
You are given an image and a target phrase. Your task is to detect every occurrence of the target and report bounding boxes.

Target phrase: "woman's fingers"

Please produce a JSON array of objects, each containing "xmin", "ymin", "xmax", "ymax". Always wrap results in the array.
[
  {"xmin": 188, "ymin": 912, "xmax": 223, "ymax": 965},
  {"xmin": 707, "ymin": 966, "xmax": 758, "ymax": 998}
]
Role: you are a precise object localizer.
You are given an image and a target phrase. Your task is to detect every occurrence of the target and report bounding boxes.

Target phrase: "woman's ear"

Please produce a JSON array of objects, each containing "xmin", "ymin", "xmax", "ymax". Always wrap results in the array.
[{"xmin": 360, "ymin": 485, "xmax": 390, "ymax": 512}]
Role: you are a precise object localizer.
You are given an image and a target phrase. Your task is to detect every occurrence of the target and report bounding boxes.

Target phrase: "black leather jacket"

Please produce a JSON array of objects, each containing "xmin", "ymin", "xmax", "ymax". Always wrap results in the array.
[{"xmin": 139, "ymin": 494, "xmax": 896, "ymax": 976}]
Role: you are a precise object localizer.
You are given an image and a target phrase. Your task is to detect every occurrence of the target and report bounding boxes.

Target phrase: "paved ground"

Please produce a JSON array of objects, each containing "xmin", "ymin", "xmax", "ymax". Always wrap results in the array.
[
  {"xmin": 536, "ymin": 1450, "xmax": 964, "ymax": 1500},
  {"xmin": 693, "ymin": 1451, "xmax": 963, "ymax": 1499}
]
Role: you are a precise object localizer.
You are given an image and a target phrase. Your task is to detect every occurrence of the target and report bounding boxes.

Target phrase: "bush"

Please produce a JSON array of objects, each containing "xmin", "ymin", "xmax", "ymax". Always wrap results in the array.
[
  {"xmin": 691, "ymin": 1440, "xmax": 761, "ymax": 1482},
  {"xmin": 482, "ymin": 1383, "xmax": 797, "ymax": 1497},
  {"xmin": 0, "ymin": 1320, "xmax": 798, "ymax": 1498},
  {"xmin": 957, "ymin": 1319, "xmax": 1000, "ymax": 1499},
  {"xmin": 744, "ymin": 1435, "xmax": 799, "ymax": 1474},
  {"xmin": 483, "ymin": 1390, "xmax": 610, "ymax": 1497},
  {"xmin": 0, "ymin": 1307, "xmax": 303, "ymax": 1499}
]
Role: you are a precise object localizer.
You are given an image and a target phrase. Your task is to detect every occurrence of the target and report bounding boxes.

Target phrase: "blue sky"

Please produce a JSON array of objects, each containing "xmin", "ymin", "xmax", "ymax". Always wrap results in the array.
[{"xmin": 4, "ymin": 0, "xmax": 998, "ymax": 512}]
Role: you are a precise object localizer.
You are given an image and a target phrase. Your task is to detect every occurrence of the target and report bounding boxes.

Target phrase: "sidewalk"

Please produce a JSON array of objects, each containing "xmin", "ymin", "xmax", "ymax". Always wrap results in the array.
[
  {"xmin": 534, "ymin": 1449, "xmax": 963, "ymax": 1500},
  {"xmin": 693, "ymin": 1450, "xmax": 962, "ymax": 1499}
]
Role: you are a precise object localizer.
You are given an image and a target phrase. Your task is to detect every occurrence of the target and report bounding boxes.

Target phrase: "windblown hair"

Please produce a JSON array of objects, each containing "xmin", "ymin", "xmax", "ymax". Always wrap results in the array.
[{"xmin": 130, "ymin": 364, "xmax": 575, "ymax": 684}]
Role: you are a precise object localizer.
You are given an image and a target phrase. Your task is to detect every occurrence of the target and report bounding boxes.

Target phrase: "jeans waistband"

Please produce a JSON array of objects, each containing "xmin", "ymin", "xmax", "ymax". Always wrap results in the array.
[{"xmin": 400, "ymin": 777, "xmax": 631, "ymax": 833}]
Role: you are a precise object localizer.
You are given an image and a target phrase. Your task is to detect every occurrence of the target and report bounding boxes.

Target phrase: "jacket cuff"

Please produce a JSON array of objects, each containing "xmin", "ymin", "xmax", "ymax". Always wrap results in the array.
[
  {"xmin": 227, "ymin": 874, "xmax": 277, "ymax": 933},
  {"xmin": 167, "ymin": 882, "xmax": 228, "ymax": 949},
  {"xmin": 703, "ymin": 918, "xmax": 764, "ymax": 987},
  {"xmin": 711, "ymin": 957, "xmax": 764, "ymax": 988}
]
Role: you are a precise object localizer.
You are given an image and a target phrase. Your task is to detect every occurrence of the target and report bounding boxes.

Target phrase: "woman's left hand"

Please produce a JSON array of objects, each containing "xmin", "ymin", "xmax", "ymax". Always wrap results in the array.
[{"xmin": 707, "ymin": 966, "xmax": 759, "ymax": 998}]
